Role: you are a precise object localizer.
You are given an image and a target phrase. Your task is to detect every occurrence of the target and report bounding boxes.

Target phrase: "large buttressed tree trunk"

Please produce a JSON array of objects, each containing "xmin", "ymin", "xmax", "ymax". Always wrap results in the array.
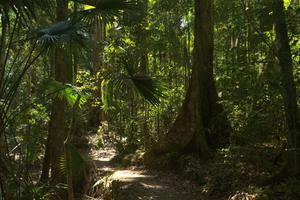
[
  {"xmin": 146, "ymin": 0, "xmax": 230, "ymax": 164},
  {"xmin": 273, "ymin": 0, "xmax": 300, "ymax": 176}
]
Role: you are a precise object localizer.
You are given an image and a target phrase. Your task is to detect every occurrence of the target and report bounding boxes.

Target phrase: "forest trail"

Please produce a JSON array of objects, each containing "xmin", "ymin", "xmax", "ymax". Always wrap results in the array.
[
  {"xmin": 87, "ymin": 143, "xmax": 280, "ymax": 200},
  {"xmin": 90, "ymin": 147, "xmax": 201, "ymax": 200}
]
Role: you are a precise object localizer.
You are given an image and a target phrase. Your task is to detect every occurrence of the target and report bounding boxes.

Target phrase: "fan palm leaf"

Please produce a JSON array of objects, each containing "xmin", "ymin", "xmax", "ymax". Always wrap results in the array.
[
  {"xmin": 101, "ymin": 73, "xmax": 166, "ymax": 109},
  {"xmin": 122, "ymin": 61, "xmax": 167, "ymax": 106},
  {"xmin": 129, "ymin": 75, "xmax": 166, "ymax": 106},
  {"xmin": 72, "ymin": 0, "xmax": 140, "ymax": 25},
  {"xmin": 34, "ymin": 20, "xmax": 92, "ymax": 49}
]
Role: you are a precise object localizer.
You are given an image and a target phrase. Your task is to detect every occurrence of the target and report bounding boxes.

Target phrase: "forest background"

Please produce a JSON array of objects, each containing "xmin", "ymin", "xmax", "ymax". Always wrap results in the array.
[{"xmin": 0, "ymin": 0, "xmax": 300, "ymax": 199}]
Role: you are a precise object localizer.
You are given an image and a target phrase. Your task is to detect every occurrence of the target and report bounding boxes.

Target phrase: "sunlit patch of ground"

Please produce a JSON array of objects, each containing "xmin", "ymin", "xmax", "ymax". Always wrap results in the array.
[
  {"xmin": 89, "ymin": 143, "xmax": 300, "ymax": 200},
  {"xmin": 89, "ymin": 146, "xmax": 202, "ymax": 200},
  {"xmin": 112, "ymin": 170, "xmax": 156, "ymax": 181}
]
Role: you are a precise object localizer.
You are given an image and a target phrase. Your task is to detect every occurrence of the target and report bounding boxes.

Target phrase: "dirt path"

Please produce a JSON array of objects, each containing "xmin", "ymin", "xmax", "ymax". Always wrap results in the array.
[
  {"xmin": 86, "ymin": 144, "xmax": 288, "ymax": 200},
  {"xmin": 90, "ymin": 147, "xmax": 202, "ymax": 200}
]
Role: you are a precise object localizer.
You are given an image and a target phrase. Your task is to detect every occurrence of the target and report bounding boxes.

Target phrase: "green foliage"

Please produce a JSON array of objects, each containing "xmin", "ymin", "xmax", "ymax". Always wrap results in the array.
[
  {"xmin": 101, "ymin": 79, "xmax": 113, "ymax": 112},
  {"xmin": 1, "ymin": 0, "xmax": 300, "ymax": 199},
  {"xmin": 101, "ymin": 75, "xmax": 166, "ymax": 112},
  {"xmin": 42, "ymin": 79, "xmax": 87, "ymax": 107},
  {"xmin": 129, "ymin": 76, "xmax": 167, "ymax": 106},
  {"xmin": 74, "ymin": 0, "xmax": 141, "ymax": 25},
  {"xmin": 35, "ymin": 20, "xmax": 91, "ymax": 49}
]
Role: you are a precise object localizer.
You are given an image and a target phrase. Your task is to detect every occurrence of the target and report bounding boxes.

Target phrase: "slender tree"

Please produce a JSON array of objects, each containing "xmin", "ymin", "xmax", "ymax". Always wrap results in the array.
[
  {"xmin": 0, "ymin": 2, "xmax": 8, "ymax": 160},
  {"xmin": 0, "ymin": 4, "xmax": 8, "ymax": 196},
  {"xmin": 273, "ymin": 0, "xmax": 300, "ymax": 176},
  {"xmin": 48, "ymin": 0, "xmax": 70, "ymax": 185},
  {"xmin": 89, "ymin": 18, "xmax": 106, "ymax": 128}
]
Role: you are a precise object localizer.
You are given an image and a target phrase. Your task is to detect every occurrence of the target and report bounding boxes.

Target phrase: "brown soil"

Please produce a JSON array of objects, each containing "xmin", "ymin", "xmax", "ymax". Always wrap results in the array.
[
  {"xmin": 90, "ymin": 147, "xmax": 201, "ymax": 200},
  {"xmin": 88, "ymin": 143, "xmax": 298, "ymax": 200}
]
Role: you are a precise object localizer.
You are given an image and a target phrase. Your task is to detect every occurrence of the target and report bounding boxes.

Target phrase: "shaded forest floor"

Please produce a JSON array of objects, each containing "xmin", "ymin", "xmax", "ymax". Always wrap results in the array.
[{"xmin": 86, "ymin": 138, "xmax": 300, "ymax": 200}]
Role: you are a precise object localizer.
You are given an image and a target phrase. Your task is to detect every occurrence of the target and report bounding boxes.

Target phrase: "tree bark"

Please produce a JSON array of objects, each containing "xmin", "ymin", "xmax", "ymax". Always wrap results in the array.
[
  {"xmin": 0, "ymin": 5, "xmax": 8, "ymax": 196},
  {"xmin": 146, "ymin": 0, "xmax": 230, "ymax": 163},
  {"xmin": 40, "ymin": 49, "xmax": 55, "ymax": 183},
  {"xmin": 40, "ymin": 130, "xmax": 51, "ymax": 182},
  {"xmin": 89, "ymin": 19, "xmax": 106, "ymax": 129},
  {"xmin": 0, "ymin": 4, "xmax": 8, "ymax": 156},
  {"xmin": 47, "ymin": 0, "xmax": 69, "ymax": 185},
  {"xmin": 273, "ymin": 0, "xmax": 300, "ymax": 176}
]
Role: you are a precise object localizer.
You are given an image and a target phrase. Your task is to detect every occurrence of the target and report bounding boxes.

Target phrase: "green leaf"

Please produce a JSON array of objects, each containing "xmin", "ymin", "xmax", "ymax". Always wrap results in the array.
[
  {"xmin": 101, "ymin": 79, "xmax": 113, "ymax": 112},
  {"xmin": 41, "ymin": 79, "xmax": 87, "ymax": 107}
]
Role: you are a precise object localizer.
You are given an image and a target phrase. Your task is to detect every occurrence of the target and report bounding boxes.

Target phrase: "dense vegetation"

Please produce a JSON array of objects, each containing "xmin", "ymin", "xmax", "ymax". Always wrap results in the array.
[{"xmin": 0, "ymin": 0, "xmax": 300, "ymax": 199}]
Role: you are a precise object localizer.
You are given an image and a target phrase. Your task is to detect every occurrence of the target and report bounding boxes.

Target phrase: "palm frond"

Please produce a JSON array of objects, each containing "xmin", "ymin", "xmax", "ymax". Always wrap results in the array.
[
  {"xmin": 129, "ymin": 76, "xmax": 167, "ymax": 106},
  {"xmin": 122, "ymin": 62, "xmax": 167, "ymax": 106},
  {"xmin": 69, "ymin": 145, "xmax": 89, "ymax": 174},
  {"xmin": 5, "ymin": 0, "xmax": 54, "ymax": 22},
  {"xmin": 59, "ymin": 154, "xmax": 67, "ymax": 176},
  {"xmin": 34, "ymin": 20, "xmax": 92, "ymax": 49},
  {"xmin": 72, "ymin": 0, "xmax": 141, "ymax": 25},
  {"xmin": 101, "ymin": 73, "xmax": 166, "ymax": 108}
]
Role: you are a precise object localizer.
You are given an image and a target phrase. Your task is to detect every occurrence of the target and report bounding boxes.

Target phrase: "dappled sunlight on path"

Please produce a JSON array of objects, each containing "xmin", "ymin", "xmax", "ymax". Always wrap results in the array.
[
  {"xmin": 90, "ymin": 147, "xmax": 201, "ymax": 200},
  {"xmin": 108, "ymin": 168, "xmax": 201, "ymax": 200}
]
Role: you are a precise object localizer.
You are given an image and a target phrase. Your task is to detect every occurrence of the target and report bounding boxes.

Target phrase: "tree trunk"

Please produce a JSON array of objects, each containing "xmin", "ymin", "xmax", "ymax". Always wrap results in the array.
[
  {"xmin": 48, "ymin": 0, "xmax": 69, "ymax": 185},
  {"xmin": 89, "ymin": 19, "xmax": 106, "ymax": 128},
  {"xmin": 40, "ymin": 130, "xmax": 51, "ymax": 182},
  {"xmin": 273, "ymin": 0, "xmax": 300, "ymax": 176},
  {"xmin": 146, "ymin": 0, "xmax": 230, "ymax": 163},
  {"xmin": 0, "ymin": 4, "xmax": 8, "ymax": 157},
  {"xmin": 0, "ymin": 5, "xmax": 8, "ymax": 196},
  {"xmin": 40, "ymin": 50, "xmax": 55, "ymax": 183}
]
